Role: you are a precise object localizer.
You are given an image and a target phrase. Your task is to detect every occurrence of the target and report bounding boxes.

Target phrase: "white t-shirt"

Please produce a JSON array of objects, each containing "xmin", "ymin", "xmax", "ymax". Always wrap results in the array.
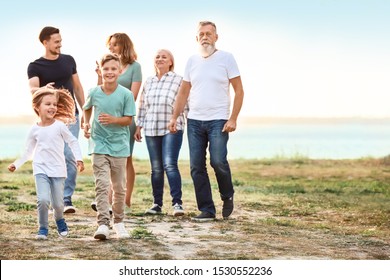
[
  {"xmin": 13, "ymin": 120, "xmax": 83, "ymax": 177},
  {"xmin": 183, "ymin": 50, "xmax": 240, "ymax": 121}
]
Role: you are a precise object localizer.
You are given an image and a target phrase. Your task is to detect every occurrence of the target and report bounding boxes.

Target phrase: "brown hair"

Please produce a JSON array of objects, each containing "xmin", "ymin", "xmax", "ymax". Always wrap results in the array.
[
  {"xmin": 99, "ymin": 53, "xmax": 121, "ymax": 67},
  {"xmin": 39, "ymin": 26, "xmax": 60, "ymax": 43},
  {"xmin": 106, "ymin": 33, "xmax": 137, "ymax": 65},
  {"xmin": 32, "ymin": 88, "xmax": 75, "ymax": 124}
]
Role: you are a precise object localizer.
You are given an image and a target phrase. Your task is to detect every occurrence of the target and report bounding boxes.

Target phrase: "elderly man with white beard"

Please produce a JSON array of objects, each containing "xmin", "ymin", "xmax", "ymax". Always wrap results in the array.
[{"xmin": 168, "ymin": 21, "xmax": 244, "ymax": 222}]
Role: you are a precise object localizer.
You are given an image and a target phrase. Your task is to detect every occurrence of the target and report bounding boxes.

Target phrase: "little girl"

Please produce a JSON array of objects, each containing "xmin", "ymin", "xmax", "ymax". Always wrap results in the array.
[{"xmin": 8, "ymin": 88, "xmax": 84, "ymax": 240}]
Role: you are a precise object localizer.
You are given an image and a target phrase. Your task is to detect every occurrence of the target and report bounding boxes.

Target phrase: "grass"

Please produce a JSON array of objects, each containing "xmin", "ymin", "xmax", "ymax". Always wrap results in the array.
[{"xmin": 0, "ymin": 156, "xmax": 389, "ymax": 260}]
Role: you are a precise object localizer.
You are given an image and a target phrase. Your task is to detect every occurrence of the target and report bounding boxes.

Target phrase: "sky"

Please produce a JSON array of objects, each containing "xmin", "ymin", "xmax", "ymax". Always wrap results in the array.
[{"xmin": 1, "ymin": 0, "xmax": 390, "ymax": 118}]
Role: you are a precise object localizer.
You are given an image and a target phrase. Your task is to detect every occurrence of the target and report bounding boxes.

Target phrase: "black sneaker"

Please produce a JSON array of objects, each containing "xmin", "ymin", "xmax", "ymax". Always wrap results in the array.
[
  {"xmin": 64, "ymin": 201, "xmax": 76, "ymax": 214},
  {"xmin": 222, "ymin": 196, "xmax": 234, "ymax": 219},
  {"xmin": 145, "ymin": 204, "xmax": 162, "ymax": 215},
  {"xmin": 91, "ymin": 201, "xmax": 112, "ymax": 215},
  {"xmin": 191, "ymin": 211, "xmax": 216, "ymax": 222}
]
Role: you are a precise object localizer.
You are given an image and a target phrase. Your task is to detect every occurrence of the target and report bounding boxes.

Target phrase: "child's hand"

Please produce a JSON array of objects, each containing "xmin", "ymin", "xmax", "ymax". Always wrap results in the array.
[
  {"xmin": 98, "ymin": 113, "xmax": 114, "ymax": 125},
  {"xmin": 8, "ymin": 164, "xmax": 16, "ymax": 172},
  {"xmin": 77, "ymin": 161, "xmax": 85, "ymax": 172}
]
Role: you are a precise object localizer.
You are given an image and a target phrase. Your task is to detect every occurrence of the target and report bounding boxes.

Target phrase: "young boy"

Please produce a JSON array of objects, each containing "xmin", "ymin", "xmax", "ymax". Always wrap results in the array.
[{"xmin": 83, "ymin": 53, "xmax": 136, "ymax": 240}]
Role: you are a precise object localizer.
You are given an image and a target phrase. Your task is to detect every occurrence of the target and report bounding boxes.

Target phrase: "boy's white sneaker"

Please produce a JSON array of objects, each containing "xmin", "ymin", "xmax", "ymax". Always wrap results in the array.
[
  {"xmin": 94, "ymin": 224, "xmax": 110, "ymax": 240},
  {"xmin": 113, "ymin": 222, "xmax": 130, "ymax": 239}
]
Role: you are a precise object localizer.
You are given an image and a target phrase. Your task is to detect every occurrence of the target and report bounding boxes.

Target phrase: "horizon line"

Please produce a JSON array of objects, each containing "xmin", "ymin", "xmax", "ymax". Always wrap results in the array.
[{"xmin": 2, "ymin": 115, "xmax": 390, "ymax": 125}]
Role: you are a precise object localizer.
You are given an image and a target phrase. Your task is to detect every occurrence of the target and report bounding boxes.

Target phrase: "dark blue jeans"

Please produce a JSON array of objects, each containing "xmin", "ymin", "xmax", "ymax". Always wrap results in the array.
[
  {"xmin": 145, "ymin": 131, "xmax": 183, "ymax": 207},
  {"xmin": 187, "ymin": 119, "xmax": 234, "ymax": 215}
]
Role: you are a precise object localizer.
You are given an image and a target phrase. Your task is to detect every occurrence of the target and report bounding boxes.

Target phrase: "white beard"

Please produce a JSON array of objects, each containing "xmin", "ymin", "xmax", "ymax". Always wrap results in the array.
[{"xmin": 199, "ymin": 44, "xmax": 216, "ymax": 58}]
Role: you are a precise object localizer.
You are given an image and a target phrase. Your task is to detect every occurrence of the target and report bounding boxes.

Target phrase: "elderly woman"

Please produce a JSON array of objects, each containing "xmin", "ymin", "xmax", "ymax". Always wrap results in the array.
[{"xmin": 135, "ymin": 49, "xmax": 186, "ymax": 217}]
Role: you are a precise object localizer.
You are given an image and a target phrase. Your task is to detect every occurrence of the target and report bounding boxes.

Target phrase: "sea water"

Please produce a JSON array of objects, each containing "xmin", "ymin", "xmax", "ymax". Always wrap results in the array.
[{"xmin": 1, "ymin": 119, "xmax": 390, "ymax": 160}]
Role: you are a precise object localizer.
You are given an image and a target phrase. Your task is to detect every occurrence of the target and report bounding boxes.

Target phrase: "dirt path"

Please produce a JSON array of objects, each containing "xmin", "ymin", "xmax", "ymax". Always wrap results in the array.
[{"xmin": 0, "ymin": 201, "xmax": 389, "ymax": 260}]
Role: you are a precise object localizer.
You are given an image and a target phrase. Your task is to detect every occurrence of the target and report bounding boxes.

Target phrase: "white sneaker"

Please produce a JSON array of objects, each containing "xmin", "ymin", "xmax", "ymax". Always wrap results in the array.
[
  {"xmin": 36, "ymin": 234, "xmax": 48, "ymax": 240},
  {"xmin": 173, "ymin": 203, "xmax": 184, "ymax": 216},
  {"xmin": 113, "ymin": 222, "xmax": 130, "ymax": 239},
  {"xmin": 64, "ymin": 205, "xmax": 76, "ymax": 214},
  {"xmin": 94, "ymin": 224, "xmax": 110, "ymax": 240}
]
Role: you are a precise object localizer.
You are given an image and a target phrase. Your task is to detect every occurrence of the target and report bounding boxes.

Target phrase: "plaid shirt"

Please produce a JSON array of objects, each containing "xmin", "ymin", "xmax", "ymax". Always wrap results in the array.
[{"xmin": 136, "ymin": 71, "xmax": 186, "ymax": 136}]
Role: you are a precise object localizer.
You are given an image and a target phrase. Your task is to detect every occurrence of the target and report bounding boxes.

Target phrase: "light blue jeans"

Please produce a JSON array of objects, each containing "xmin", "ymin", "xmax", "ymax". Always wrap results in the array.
[
  {"xmin": 187, "ymin": 119, "xmax": 234, "ymax": 215},
  {"xmin": 63, "ymin": 114, "xmax": 80, "ymax": 205},
  {"xmin": 34, "ymin": 174, "xmax": 65, "ymax": 230}
]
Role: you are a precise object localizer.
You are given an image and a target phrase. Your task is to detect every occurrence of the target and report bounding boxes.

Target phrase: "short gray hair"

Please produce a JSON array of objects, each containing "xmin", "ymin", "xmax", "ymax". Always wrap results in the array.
[{"xmin": 198, "ymin": 21, "xmax": 217, "ymax": 33}]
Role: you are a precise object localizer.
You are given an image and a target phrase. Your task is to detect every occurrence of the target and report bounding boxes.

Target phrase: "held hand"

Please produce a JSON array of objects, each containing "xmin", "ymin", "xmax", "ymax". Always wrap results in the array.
[
  {"xmin": 134, "ymin": 126, "xmax": 142, "ymax": 142},
  {"xmin": 83, "ymin": 123, "xmax": 91, "ymax": 139},
  {"xmin": 222, "ymin": 119, "xmax": 237, "ymax": 133},
  {"xmin": 45, "ymin": 82, "xmax": 55, "ymax": 89},
  {"xmin": 77, "ymin": 161, "xmax": 85, "ymax": 172},
  {"xmin": 168, "ymin": 119, "xmax": 177, "ymax": 133},
  {"xmin": 80, "ymin": 115, "xmax": 85, "ymax": 129},
  {"xmin": 8, "ymin": 164, "xmax": 16, "ymax": 172}
]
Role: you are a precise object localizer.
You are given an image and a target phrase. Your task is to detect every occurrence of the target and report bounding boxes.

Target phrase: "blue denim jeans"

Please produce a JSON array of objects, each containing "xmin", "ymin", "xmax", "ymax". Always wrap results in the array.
[
  {"xmin": 145, "ymin": 131, "xmax": 183, "ymax": 207},
  {"xmin": 63, "ymin": 114, "xmax": 80, "ymax": 205},
  {"xmin": 187, "ymin": 119, "xmax": 234, "ymax": 215},
  {"xmin": 34, "ymin": 174, "xmax": 65, "ymax": 230}
]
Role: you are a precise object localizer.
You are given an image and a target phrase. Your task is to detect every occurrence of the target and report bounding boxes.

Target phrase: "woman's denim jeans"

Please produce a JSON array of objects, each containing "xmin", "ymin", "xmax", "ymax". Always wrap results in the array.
[
  {"xmin": 34, "ymin": 174, "xmax": 65, "ymax": 230},
  {"xmin": 63, "ymin": 114, "xmax": 80, "ymax": 205},
  {"xmin": 187, "ymin": 119, "xmax": 234, "ymax": 215},
  {"xmin": 145, "ymin": 130, "xmax": 183, "ymax": 207}
]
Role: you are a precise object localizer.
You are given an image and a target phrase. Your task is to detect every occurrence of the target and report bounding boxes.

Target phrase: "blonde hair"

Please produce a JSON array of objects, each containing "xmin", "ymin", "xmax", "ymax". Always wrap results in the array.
[
  {"xmin": 32, "ymin": 88, "xmax": 75, "ymax": 124},
  {"xmin": 154, "ymin": 49, "xmax": 175, "ymax": 74}
]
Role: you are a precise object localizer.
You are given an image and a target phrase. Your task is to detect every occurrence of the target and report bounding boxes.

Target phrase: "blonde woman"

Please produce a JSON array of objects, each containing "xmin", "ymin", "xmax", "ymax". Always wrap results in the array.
[{"xmin": 135, "ymin": 49, "xmax": 186, "ymax": 216}]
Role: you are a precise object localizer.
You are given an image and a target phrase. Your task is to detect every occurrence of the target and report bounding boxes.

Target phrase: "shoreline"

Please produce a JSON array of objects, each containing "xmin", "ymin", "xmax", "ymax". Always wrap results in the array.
[
  {"xmin": 2, "ymin": 115, "xmax": 390, "ymax": 125},
  {"xmin": 239, "ymin": 116, "xmax": 390, "ymax": 125}
]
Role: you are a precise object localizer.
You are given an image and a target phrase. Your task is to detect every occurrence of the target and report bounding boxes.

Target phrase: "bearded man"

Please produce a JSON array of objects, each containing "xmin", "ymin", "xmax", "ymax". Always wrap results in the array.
[{"xmin": 168, "ymin": 21, "xmax": 244, "ymax": 221}]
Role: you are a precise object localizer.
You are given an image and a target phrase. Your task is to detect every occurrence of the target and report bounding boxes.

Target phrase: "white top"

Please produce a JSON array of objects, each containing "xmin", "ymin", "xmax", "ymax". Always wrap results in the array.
[
  {"xmin": 13, "ymin": 120, "xmax": 83, "ymax": 177},
  {"xmin": 183, "ymin": 50, "xmax": 240, "ymax": 121}
]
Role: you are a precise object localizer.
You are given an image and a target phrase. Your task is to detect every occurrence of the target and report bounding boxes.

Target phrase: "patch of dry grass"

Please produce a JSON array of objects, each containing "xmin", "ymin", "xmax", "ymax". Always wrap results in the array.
[{"xmin": 0, "ymin": 157, "xmax": 389, "ymax": 260}]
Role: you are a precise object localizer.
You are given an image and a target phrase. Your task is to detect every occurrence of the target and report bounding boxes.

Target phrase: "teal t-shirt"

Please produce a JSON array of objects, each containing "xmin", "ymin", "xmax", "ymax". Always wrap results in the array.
[
  {"xmin": 117, "ymin": 61, "xmax": 142, "ymax": 155},
  {"xmin": 117, "ymin": 61, "xmax": 142, "ymax": 90},
  {"xmin": 83, "ymin": 84, "xmax": 136, "ymax": 157}
]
